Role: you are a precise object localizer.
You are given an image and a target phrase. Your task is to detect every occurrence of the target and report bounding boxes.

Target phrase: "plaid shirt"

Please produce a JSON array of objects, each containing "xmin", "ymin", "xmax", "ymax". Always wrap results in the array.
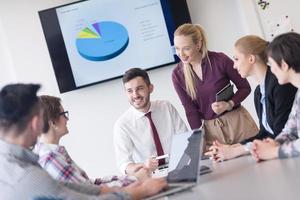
[
  {"xmin": 276, "ymin": 90, "xmax": 300, "ymax": 158},
  {"xmin": 34, "ymin": 142, "xmax": 135, "ymax": 187}
]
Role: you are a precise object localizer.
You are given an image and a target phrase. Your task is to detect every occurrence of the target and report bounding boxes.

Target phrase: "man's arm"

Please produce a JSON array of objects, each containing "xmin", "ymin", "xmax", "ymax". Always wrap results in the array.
[
  {"xmin": 53, "ymin": 176, "xmax": 166, "ymax": 200},
  {"xmin": 125, "ymin": 163, "xmax": 144, "ymax": 175},
  {"xmin": 167, "ymin": 101, "xmax": 188, "ymax": 134},
  {"xmin": 122, "ymin": 178, "xmax": 167, "ymax": 200},
  {"xmin": 24, "ymin": 167, "xmax": 131, "ymax": 200},
  {"xmin": 125, "ymin": 157, "xmax": 158, "ymax": 175},
  {"xmin": 113, "ymin": 122, "xmax": 136, "ymax": 175}
]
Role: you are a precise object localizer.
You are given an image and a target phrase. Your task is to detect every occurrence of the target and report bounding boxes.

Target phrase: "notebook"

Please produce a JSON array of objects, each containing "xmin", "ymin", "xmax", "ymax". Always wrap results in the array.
[
  {"xmin": 146, "ymin": 128, "xmax": 204, "ymax": 200},
  {"xmin": 216, "ymin": 83, "xmax": 234, "ymax": 102}
]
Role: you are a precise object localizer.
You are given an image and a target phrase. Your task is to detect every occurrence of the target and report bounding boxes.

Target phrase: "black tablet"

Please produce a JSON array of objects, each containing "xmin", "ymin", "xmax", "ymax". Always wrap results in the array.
[{"xmin": 216, "ymin": 83, "xmax": 234, "ymax": 102}]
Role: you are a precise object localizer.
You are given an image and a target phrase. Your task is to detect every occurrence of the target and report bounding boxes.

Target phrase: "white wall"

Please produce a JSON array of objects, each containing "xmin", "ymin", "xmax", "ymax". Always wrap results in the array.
[
  {"xmin": 186, "ymin": 0, "xmax": 260, "ymax": 123},
  {"xmin": 0, "ymin": 0, "xmax": 262, "ymax": 178},
  {"xmin": 0, "ymin": 20, "xmax": 16, "ymax": 88}
]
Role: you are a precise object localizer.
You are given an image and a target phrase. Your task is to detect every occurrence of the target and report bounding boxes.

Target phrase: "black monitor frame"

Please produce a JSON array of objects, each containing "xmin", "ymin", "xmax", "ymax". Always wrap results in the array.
[{"xmin": 39, "ymin": 0, "xmax": 191, "ymax": 93}]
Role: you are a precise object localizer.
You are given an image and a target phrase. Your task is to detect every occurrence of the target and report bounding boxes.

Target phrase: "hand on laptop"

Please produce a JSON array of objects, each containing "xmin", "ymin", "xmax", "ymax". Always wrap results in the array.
[
  {"xmin": 144, "ymin": 156, "xmax": 159, "ymax": 172},
  {"xmin": 123, "ymin": 178, "xmax": 167, "ymax": 200}
]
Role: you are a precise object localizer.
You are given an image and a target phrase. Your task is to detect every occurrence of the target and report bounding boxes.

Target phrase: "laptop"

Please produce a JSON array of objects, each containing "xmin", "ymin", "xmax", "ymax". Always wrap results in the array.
[{"xmin": 146, "ymin": 128, "xmax": 204, "ymax": 200}]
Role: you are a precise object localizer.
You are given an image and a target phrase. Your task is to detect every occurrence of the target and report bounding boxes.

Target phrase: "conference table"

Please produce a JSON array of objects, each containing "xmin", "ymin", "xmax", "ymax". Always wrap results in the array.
[{"xmin": 164, "ymin": 155, "xmax": 300, "ymax": 200}]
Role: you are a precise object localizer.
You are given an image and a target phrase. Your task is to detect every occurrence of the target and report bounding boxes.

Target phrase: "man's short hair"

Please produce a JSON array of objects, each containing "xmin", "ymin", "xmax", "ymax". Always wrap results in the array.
[
  {"xmin": 267, "ymin": 32, "xmax": 300, "ymax": 73},
  {"xmin": 0, "ymin": 83, "xmax": 41, "ymax": 133},
  {"xmin": 122, "ymin": 68, "xmax": 151, "ymax": 85}
]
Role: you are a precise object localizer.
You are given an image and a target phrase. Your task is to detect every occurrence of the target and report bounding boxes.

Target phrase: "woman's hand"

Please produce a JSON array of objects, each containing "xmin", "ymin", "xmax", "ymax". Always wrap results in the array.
[
  {"xmin": 211, "ymin": 101, "xmax": 231, "ymax": 115},
  {"xmin": 205, "ymin": 141, "xmax": 245, "ymax": 162}
]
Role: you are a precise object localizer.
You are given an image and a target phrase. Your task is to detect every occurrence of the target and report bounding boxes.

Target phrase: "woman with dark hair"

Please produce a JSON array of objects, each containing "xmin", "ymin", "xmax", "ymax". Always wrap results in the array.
[
  {"xmin": 252, "ymin": 32, "xmax": 300, "ymax": 161},
  {"xmin": 34, "ymin": 95, "xmax": 148, "ymax": 187}
]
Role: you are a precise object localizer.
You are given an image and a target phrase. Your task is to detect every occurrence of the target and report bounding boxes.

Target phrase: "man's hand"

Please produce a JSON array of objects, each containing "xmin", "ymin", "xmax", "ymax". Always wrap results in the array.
[
  {"xmin": 99, "ymin": 184, "xmax": 120, "ymax": 193},
  {"xmin": 123, "ymin": 178, "xmax": 167, "ymax": 200},
  {"xmin": 126, "ymin": 163, "xmax": 145, "ymax": 176},
  {"xmin": 144, "ymin": 156, "xmax": 159, "ymax": 172},
  {"xmin": 133, "ymin": 167, "xmax": 151, "ymax": 182}
]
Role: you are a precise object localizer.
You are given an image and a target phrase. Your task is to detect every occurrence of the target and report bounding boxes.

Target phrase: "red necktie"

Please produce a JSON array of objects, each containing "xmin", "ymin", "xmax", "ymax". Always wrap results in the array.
[{"xmin": 145, "ymin": 111, "xmax": 165, "ymax": 165}]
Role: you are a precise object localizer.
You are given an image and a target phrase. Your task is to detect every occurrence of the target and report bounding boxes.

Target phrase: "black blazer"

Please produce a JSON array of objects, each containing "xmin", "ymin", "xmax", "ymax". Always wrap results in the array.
[{"xmin": 241, "ymin": 68, "xmax": 297, "ymax": 144}]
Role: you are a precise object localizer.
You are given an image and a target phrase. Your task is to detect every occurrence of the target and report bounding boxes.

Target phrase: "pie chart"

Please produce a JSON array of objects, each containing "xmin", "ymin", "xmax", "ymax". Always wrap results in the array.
[{"xmin": 76, "ymin": 21, "xmax": 129, "ymax": 61}]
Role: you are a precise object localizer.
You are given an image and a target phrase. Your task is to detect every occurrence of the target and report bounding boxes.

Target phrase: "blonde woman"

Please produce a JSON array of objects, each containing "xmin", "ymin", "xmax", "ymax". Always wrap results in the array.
[
  {"xmin": 206, "ymin": 35, "xmax": 297, "ymax": 161},
  {"xmin": 172, "ymin": 23, "xmax": 258, "ymax": 149}
]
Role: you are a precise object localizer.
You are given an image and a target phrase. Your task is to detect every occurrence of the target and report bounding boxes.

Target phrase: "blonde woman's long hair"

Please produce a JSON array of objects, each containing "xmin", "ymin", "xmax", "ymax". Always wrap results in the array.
[
  {"xmin": 234, "ymin": 35, "xmax": 268, "ymax": 64},
  {"xmin": 174, "ymin": 23, "xmax": 210, "ymax": 100}
]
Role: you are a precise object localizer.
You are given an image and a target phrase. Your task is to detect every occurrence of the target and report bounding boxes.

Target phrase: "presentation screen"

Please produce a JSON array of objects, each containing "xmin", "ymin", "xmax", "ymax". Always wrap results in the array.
[{"xmin": 39, "ymin": 0, "xmax": 191, "ymax": 93}]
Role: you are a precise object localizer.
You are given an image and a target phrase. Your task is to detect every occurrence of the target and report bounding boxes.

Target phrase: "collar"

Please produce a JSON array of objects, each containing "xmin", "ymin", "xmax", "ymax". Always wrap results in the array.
[
  {"xmin": 131, "ymin": 101, "xmax": 155, "ymax": 120},
  {"xmin": 259, "ymin": 83, "xmax": 265, "ymax": 96},
  {"xmin": 0, "ymin": 139, "xmax": 39, "ymax": 165},
  {"xmin": 34, "ymin": 142, "xmax": 66, "ymax": 154},
  {"xmin": 259, "ymin": 70, "xmax": 267, "ymax": 95}
]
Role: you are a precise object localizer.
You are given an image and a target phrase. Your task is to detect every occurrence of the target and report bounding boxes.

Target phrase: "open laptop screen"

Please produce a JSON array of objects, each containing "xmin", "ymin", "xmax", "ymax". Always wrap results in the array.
[{"xmin": 167, "ymin": 129, "xmax": 203, "ymax": 183}]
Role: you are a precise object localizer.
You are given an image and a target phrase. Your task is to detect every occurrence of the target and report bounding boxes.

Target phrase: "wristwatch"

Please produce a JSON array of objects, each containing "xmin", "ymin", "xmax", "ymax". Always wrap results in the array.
[{"xmin": 244, "ymin": 142, "xmax": 253, "ymax": 152}]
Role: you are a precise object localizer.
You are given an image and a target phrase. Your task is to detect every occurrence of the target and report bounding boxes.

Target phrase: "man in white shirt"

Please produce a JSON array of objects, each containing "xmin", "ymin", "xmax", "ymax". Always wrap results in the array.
[{"xmin": 114, "ymin": 68, "xmax": 188, "ymax": 175}]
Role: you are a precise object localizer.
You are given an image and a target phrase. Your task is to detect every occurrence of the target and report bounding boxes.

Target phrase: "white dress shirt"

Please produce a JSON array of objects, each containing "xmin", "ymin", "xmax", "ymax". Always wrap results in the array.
[
  {"xmin": 260, "ymin": 83, "xmax": 274, "ymax": 135},
  {"xmin": 114, "ymin": 100, "xmax": 188, "ymax": 174}
]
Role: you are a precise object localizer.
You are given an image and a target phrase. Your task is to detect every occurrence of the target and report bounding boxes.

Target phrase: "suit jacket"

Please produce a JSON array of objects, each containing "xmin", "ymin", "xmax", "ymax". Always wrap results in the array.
[{"xmin": 241, "ymin": 68, "xmax": 297, "ymax": 144}]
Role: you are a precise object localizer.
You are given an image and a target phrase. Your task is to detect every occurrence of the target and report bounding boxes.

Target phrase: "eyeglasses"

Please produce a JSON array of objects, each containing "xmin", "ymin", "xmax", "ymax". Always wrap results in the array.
[{"xmin": 59, "ymin": 111, "xmax": 69, "ymax": 119}]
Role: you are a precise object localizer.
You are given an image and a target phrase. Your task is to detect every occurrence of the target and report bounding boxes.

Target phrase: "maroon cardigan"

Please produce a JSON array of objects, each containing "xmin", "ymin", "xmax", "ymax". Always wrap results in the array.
[{"xmin": 172, "ymin": 51, "xmax": 251, "ymax": 129}]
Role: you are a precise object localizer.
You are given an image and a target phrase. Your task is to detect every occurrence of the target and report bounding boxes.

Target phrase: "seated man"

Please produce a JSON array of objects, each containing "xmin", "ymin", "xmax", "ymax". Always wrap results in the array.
[
  {"xmin": 114, "ymin": 68, "xmax": 188, "ymax": 175},
  {"xmin": 0, "ymin": 83, "xmax": 166, "ymax": 200}
]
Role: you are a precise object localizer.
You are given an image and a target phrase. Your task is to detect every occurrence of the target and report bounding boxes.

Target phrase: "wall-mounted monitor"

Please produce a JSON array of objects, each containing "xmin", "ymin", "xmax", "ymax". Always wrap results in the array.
[{"xmin": 39, "ymin": 0, "xmax": 191, "ymax": 93}]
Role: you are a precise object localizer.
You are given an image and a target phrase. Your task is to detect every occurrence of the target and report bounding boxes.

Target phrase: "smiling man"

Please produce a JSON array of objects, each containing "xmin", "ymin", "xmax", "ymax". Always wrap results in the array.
[{"xmin": 114, "ymin": 68, "xmax": 188, "ymax": 175}]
